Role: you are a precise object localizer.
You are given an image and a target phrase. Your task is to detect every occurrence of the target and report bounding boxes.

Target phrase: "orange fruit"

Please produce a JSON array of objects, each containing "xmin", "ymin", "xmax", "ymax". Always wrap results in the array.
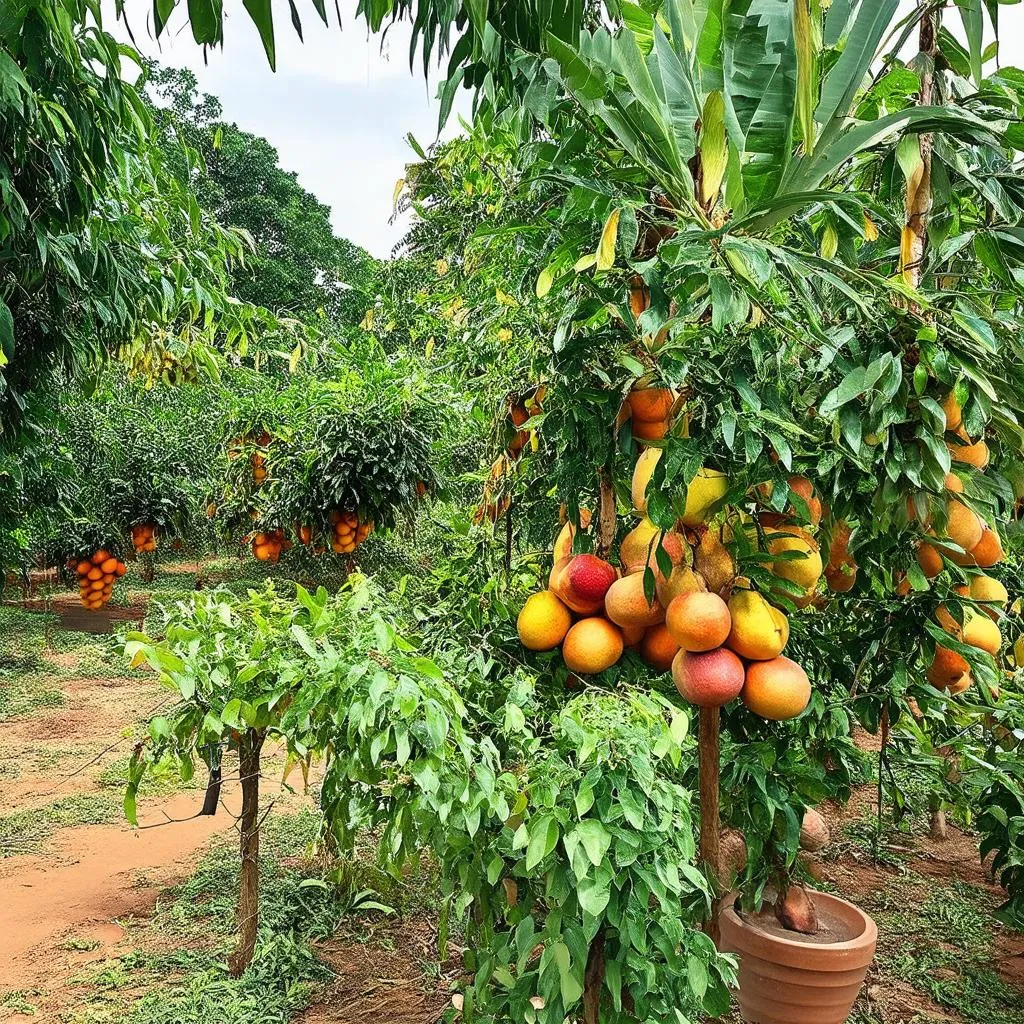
[
  {"xmin": 76, "ymin": 560, "xmax": 92, "ymax": 576},
  {"xmin": 666, "ymin": 592, "xmax": 732, "ymax": 652},
  {"xmin": 741, "ymin": 656, "xmax": 812, "ymax": 720},
  {"xmin": 562, "ymin": 618, "xmax": 625, "ymax": 674},
  {"xmin": 639, "ymin": 623, "xmax": 680, "ymax": 672},
  {"xmin": 627, "ymin": 387, "xmax": 674, "ymax": 424},
  {"xmin": 92, "ymin": 549, "xmax": 111, "ymax": 565},
  {"xmin": 916, "ymin": 542, "xmax": 943, "ymax": 578},
  {"xmin": 927, "ymin": 645, "xmax": 970, "ymax": 688},
  {"xmin": 970, "ymin": 529, "xmax": 1004, "ymax": 568},
  {"xmin": 115, "ymin": 562, "xmax": 127, "ymax": 577},
  {"xmin": 87, "ymin": 566, "xmax": 103, "ymax": 582},
  {"xmin": 632, "ymin": 419, "xmax": 669, "ymax": 442},
  {"xmin": 100, "ymin": 557, "xmax": 118, "ymax": 574},
  {"xmin": 517, "ymin": 591, "xmax": 573, "ymax": 651},
  {"xmin": 604, "ymin": 573, "xmax": 666, "ymax": 629}
]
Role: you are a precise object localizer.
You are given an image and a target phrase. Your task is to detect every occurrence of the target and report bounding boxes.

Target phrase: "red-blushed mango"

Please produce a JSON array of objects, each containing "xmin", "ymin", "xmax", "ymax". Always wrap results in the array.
[
  {"xmin": 666, "ymin": 592, "xmax": 732, "ymax": 652},
  {"xmin": 672, "ymin": 647, "xmax": 745, "ymax": 708},
  {"xmin": 604, "ymin": 573, "xmax": 666, "ymax": 628},
  {"xmin": 517, "ymin": 591, "xmax": 572, "ymax": 651},
  {"xmin": 566, "ymin": 554, "xmax": 618, "ymax": 603},
  {"xmin": 726, "ymin": 590, "xmax": 789, "ymax": 661},
  {"xmin": 640, "ymin": 623, "xmax": 680, "ymax": 672},
  {"xmin": 742, "ymin": 656, "xmax": 811, "ymax": 720},
  {"xmin": 549, "ymin": 557, "xmax": 605, "ymax": 615},
  {"xmin": 562, "ymin": 617, "xmax": 624, "ymax": 674}
]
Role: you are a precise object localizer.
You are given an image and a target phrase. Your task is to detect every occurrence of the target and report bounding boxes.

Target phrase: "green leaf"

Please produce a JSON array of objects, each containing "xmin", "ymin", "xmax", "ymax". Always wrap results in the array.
[
  {"xmin": 553, "ymin": 941, "xmax": 584, "ymax": 1006},
  {"xmin": 186, "ymin": 0, "xmax": 223, "ymax": 45},
  {"xmin": 573, "ymin": 819, "xmax": 612, "ymax": 866},
  {"xmin": 526, "ymin": 813, "xmax": 560, "ymax": 870},
  {"xmin": 0, "ymin": 298, "xmax": 13, "ymax": 366}
]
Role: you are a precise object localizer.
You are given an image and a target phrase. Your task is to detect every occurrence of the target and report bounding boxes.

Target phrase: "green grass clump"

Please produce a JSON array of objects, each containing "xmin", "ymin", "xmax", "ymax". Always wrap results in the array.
[{"xmin": 0, "ymin": 792, "xmax": 122, "ymax": 858}]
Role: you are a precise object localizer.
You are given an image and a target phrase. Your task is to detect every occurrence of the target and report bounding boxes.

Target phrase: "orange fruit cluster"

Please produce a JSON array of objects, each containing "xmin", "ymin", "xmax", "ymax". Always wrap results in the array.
[
  {"xmin": 74, "ymin": 549, "xmax": 127, "ymax": 610},
  {"xmin": 328, "ymin": 510, "xmax": 374, "ymax": 554},
  {"xmin": 131, "ymin": 523, "xmax": 158, "ymax": 553},
  {"xmin": 252, "ymin": 452, "xmax": 268, "ymax": 485},
  {"xmin": 252, "ymin": 529, "xmax": 291, "ymax": 562}
]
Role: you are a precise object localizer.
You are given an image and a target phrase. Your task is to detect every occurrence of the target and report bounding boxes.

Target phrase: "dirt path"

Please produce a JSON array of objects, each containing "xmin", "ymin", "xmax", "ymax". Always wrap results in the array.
[
  {"xmin": 0, "ymin": 641, "xmax": 241, "ymax": 1000},
  {"xmin": 0, "ymin": 790, "xmax": 233, "ymax": 990}
]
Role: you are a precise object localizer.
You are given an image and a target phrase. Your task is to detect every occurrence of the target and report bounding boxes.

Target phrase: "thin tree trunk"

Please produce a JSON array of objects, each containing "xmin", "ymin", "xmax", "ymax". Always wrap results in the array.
[
  {"xmin": 228, "ymin": 732, "xmax": 263, "ymax": 976},
  {"xmin": 140, "ymin": 552, "xmax": 155, "ymax": 584},
  {"xmin": 929, "ymin": 801, "xmax": 948, "ymax": 841},
  {"xmin": 583, "ymin": 926, "xmax": 606, "ymax": 1024},
  {"xmin": 597, "ymin": 469, "xmax": 616, "ymax": 560},
  {"xmin": 699, "ymin": 706, "xmax": 722, "ymax": 945}
]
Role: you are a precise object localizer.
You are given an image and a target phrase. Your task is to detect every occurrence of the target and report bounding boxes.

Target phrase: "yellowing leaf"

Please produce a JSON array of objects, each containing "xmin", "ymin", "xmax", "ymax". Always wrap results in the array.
[
  {"xmin": 820, "ymin": 225, "xmax": 838, "ymax": 261},
  {"xmin": 863, "ymin": 213, "xmax": 879, "ymax": 242},
  {"xmin": 391, "ymin": 178, "xmax": 405, "ymax": 212},
  {"xmin": 597, "ymin": 208, "xmax": 621, "ymax": 271},
  {"xmin": 698, "ymin": 92, "xmax": 727, "ymax": 207},
  {"xmin": 536, "ymin": 266, "xmax": 555, "ymax": 298},
  {"xmin": 425, "ymin": 336, "xmax": 435, "ymax": 359},
  {"xmin": 435, "ymin": 258, "xmax": 449, "ymax": 276},
  {"xmin": 574, "ymin": 252, "xmax": 598, "ymax": 273},
  {"xmin": 289, "ymin": 343, "xmax": 302, "ymax": 373}
]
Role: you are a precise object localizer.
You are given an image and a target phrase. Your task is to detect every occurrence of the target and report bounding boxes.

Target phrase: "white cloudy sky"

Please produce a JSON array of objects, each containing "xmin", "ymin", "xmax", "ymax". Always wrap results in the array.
[{"xmin": 105, "ymin": 2, "xmax": 1024, "ymax": 258}]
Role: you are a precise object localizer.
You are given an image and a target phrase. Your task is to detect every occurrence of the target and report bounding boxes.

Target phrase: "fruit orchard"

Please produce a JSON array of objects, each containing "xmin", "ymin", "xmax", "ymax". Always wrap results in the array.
[{"xmin": 5, "ymin": 2, "xmax": 1024, "ymax": 1024}]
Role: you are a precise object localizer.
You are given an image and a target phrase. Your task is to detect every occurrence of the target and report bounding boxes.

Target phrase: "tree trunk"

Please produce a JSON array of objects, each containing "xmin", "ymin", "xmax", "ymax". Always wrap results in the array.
[
  {"xmin": 140, "ymin": 553, "xmax": 155, "ymax": 584},
  {"xmin": 597, "ymin": 469, "xmax": 616, "ymax": 560},
  {"xmin": 929, "ymin": 802, "xmax": 948, "ymax": 841},
  {"xmin": 228, "ymin": 732, "xmax": 263, "ymax": 976},
  {"xmin": 698, "ymin": 706, "xmax": 722, "ymax": 945},
  {"xmin": 583, "ymin": 926, "xmax": 606, "ymax": 1024}
]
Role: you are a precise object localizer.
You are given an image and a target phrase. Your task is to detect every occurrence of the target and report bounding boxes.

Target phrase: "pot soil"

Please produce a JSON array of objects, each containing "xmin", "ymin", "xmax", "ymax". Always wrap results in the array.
[{"xmin": 718, "ymin": 890, "xmax": 877, "ymax": 1024}]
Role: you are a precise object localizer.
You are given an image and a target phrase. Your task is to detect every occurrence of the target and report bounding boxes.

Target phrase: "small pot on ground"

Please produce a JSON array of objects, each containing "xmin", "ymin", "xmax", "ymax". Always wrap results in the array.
[{"xmin": 718, "ymin": 890, "xmax": 877, "ymax": 1024}]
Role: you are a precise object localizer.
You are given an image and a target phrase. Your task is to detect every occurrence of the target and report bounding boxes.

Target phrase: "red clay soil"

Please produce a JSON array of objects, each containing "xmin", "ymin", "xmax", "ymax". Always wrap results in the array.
[{"xmin": 0, "ymin": 790, "xmax": 233, "ymax": 990}]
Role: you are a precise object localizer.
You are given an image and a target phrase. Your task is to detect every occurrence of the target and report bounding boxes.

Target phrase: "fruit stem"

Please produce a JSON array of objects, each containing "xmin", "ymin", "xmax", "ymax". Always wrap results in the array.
[{"xmin": 698, "ymin": 705, "xmax": 723, "ymax": 945}]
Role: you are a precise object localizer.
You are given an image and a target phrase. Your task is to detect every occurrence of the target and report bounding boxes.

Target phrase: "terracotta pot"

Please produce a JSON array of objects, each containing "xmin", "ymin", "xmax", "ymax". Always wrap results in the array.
[{"xmin": 719, "ymin": 891, "xmax": 877, "ymax": 1024}]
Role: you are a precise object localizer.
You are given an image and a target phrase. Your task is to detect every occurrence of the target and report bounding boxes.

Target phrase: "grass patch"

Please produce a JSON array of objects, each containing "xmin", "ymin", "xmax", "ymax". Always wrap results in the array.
[
  {"xmin": 871, "ymin": 874, "xmax": 1024, "ymax": 1024},
  {"xmin": 0, "ymin": 792, "xmax": 122, "ymax": 858}
]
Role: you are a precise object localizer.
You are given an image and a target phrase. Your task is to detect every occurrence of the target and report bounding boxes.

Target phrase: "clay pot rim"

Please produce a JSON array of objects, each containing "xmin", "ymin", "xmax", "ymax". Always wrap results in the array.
[{"xmin": 721, "ymin": 890, "xmax": 878, "ymax": 956}]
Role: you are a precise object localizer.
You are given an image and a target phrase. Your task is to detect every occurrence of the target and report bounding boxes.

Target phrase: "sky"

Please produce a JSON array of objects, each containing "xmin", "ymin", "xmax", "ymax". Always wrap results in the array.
[
  {"xmin": 105, "ymin": 2, "xmax": 471, "ymax": 258},
  {"xmin": 105, "ymin": 2, "xmax": 1024, "ymax": 260}
]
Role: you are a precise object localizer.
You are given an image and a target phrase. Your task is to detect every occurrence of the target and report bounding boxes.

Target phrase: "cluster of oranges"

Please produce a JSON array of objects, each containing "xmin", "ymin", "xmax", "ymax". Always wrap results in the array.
[
  {"xmin": 251, "ymin": 529, "xmax": 292, "ymax": 562},
  {"xmin": 73, "ymin": 549, "xmax": 128, "ymax": 610},
  {"xmin": 130, "ymin": 523, "xmax": 158, "ymax": 553},
  {"xmin": 327, "ymin": 510, "xmax": 373, "ymax": 554},
  {"xmin": 227, "ymin": 431, "xmax": 271, "ymax": 486}
]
